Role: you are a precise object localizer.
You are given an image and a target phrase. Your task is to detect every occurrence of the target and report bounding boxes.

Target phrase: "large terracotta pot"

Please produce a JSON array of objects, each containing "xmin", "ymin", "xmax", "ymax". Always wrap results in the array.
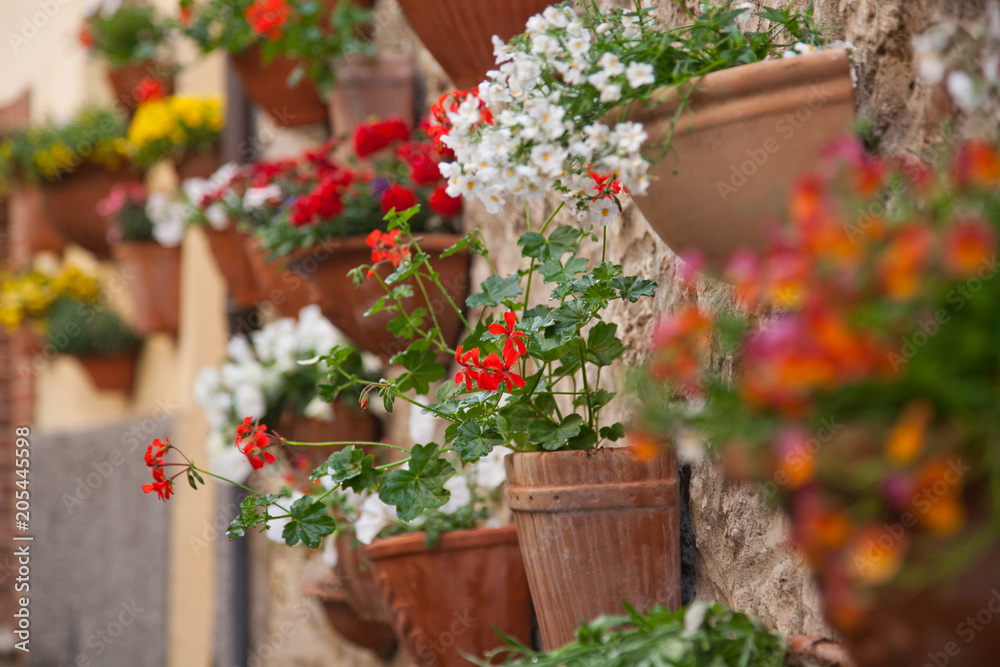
[
  {"xmin": 275, "ymin": 401, "xmax": 381, "ymax": 469},
  {"xmin": 335, "ymin": 534, "xmax": 391, "ymax": 623},
  {"xmin": 630, "ymin": 49, "xmax": 855, "ymax": 267},
  {"xmin": 231, "ymin": 45, "xmax": 329, "ymax": 127},
  {"xmin": 287, "ymin": 234, "xmax": 470, "ymax": 360},
  {"xmin": 105, "ymin": 60, "xmax": 175, "ymax": 118},
  {"xmin": 9, "ymin": 186, "xmax": 64, "ymax": 260},
  {"xmin": 505, "ymin": 447, "xmax": 682, "ymax": 650},
  {"xmin": 244, "ymin": 236, "xmax": 315, "ymax": 319},
  {"xmin": 40, "ymin": 164, "xmax": 131, "ymax": 259},
  {"xmin": 396, "ymin": 0, "xmax": 552, "ymax": 90},
  {"xmin": 174, "ymin": 149, "xmax": 221, "ymax": 182},
  {"xmin": 365, "ymin": 526, "xmax": 534, "ymax": 667},
  {"xmin": 111, "ymin": 242, "xmax": 180, "ymax": 335},
  {"xmin": 328, "ymin": 52, "xmax": 417, "ymax": 135},
  {"xmin": 204, "ymin": 227, "xmax": 261, "ymax": 309},
  {"xmin": 301, "ymin": 579, "xmax": 398, "ymax": 659},
  {"xmin": 75, "ymin": 352, "xmax": 138, "ymax": 393}
]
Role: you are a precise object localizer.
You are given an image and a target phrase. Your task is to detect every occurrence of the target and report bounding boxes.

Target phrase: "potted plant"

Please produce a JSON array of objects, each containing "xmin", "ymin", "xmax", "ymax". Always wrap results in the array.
[
  {"xmin": 395, "ymin": 0, "xmax": 553, "ymax": 90},
  {"xmin": 126, "ymin": 95, "xmax": 224, "ymax": 180},
  {"xmin": 638, "ymin": 139, "xmax": 1000, "ymax": 667},
  {"xmin": 179, "ymin": 0, "xmax": 374, "ymax": 127},
  {"xmin": 80, "ymin": 0, "xmax": 176, "ymax": 117},
  {"xmin": 101, "ymin": 184, "xmax": 182, "ymax": 335},
  {"xmin": 244, "ymin": 117, "xmax": 467, "ymax": 358},
  {"xmin": 433, "ymin": 1, "xmax": 853, "ymax": 266},
  {"xmin": 8, "ymin": 109, "xmax": 133, "ymax": 259},
  {"xmin": 45, "ymin": 295, "xmax": 142, "ymax": 393}
]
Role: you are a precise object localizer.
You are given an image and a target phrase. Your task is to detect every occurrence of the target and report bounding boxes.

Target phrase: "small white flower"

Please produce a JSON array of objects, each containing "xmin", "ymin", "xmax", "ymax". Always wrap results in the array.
[
  {"xmin": 598, "ymin": 52, "xmax": 626, "ymax": 77},
  {"xmin": 438, "ymin": 475, "xmax": 472, "ymax": 515},
  {"xmin": 587, "ymin": 197, "xmax": 620, "ymax": 226},
  {"xmin": 355, "ymin": 494, "xmax": 398, "ymax": 545},
  {"xmin": 303, "ymin": 396, "xmax": 334, "ymax": 421},
  {"xmin": 474, "ymin": 446, "xmax": 514, "ymax": 490},
  {"xmin": 408, "ymin": 398, "xmax": 438, "ymax": 444},
  {"xmin": 530, "ymin": 143, "xmax": 568, "ymax": 177},
  {"xmin": 947, "ymin": 70, "xmax": 981, "ymax": 111},
  {"xmin": 600, "ymin": 84, "xmax": 623, "ymax": 103},
  {"xmin": 793, "ymin": 42, "xmax": 817, "ymax": 55},
  {"xmin": 243, "ymin": 185, "xmax": 282, "ymax": 210},
  {"xmin": 322, "ymin": 535, "xmax": 338, "ymax": 568},
  {"xmin": 204, "ymin": 203, "xmax": 229, "ymax": 230},
  {"xmin": 734, "ymin": 1, "xmax": 755, "ymax": 21},
  {"xmin": 683, "ymin": 602, "xmax": 710, "ymax": 636},
  {"xmin": 492, "ymin": 35, "xmax": 513, "ymax": 64},
  {"xmin": 625, "ymin": 62, "xmax": 655, "ymax": 89},
  {"xmin": 233, "ymin": 384, "xmax": 266, "ymax": 421}
]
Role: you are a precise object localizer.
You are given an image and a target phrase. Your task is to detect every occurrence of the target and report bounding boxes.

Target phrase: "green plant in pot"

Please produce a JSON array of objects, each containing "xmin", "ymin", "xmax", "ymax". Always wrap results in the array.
[
  {"xmin": 636, "ymin": 137, "xmax": 1000, "ymax": 667},
  {"xmin": 126, "ymin": 95, "xmax": 224, "ymax": 178},
  {"xmin": 46, "ymin": 296, "xmax": 142, "ymax": 393},
  {"xmin": 178, "ymin": 0, "xmax": 374, "ymax": 125}
]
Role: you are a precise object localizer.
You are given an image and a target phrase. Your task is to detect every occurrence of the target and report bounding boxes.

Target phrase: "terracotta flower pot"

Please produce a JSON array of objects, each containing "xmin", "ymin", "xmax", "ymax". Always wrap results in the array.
[
  {"xmin": 111, "ymin": 242, "xmax": 180, "ymax": 335},
  {"xmin": 244, "ymin": 236, "xmax": 315, "ymax": 319},
  {"xmin": 286, "ymin": 234, "xmax": 470, "ymax": 360},
  {"xmin": 231, "ymin": 45, "xmax": 329, "ymax": 127},
  {"xmin": 105, "ymin": 60, "xmax": 176, "ymax": 118},
  {"xmin": 328, "ymin": 52, "xmax": 417, "ymax": 136},
  {"xmin": 174, "ymin": 149, "xmax": 221, "ymax": 182},
  {"xmin": 75, "ymin": 352, "xmax": 138, "ymax": 393},
  {"xmin": 396, "ymin": 0, "xmax": 553, "ymax": 90},
  {"xmin": 334, "ymin": 534, "xmax": 391, "ymax": 623},
  {"xmin": 40, "ymin": 164, "xmax": 131, "ymax": 259},
  {"xmin": 275, "ymin": 401, "xmax": 381, "ymax": 469},
  {"xmin": 9, "ymin": 186, "xmax": 64, "ymax": 260},
  {"xmin": 630, "ymin": 49, "xmax": 855, "ymax": 267},
  {"xmin": 301, "ymin": 579, "xmax": 398, "ymax": 660},
  {"xmin": 505, "ymin": 447, "xmax": 682, "ymax": 650},
  {"xmin": 365, "ymin": 526, "xmax": 534, "ymax": 667},
  {"xmin": 204, "ymin": 227, "xmax": 261, "ymax": 309}
]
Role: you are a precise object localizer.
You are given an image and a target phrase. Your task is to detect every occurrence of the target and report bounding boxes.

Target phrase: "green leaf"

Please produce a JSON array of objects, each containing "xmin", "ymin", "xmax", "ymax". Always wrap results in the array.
[
  {"xmin": 528, "ymin": 414, "xmax": 584, "ymax": 451},
  {"xmin": 611, "ymin": 276, "xmax": 657, "ymax": 302},
  {"xmin": 575, "ymin": 388, "xmax": 615, "ymax": 411},
  {"xmin": 442, "ymin": 232, "xmax": 488, "ymax": 258},
  {"xmin": 393, "ymin": 349, "xmax": 445, "ymax": 394},
  {"xmin": 453, "ymin": 420, "xmax": 504, "ymax": 463},
  {"xmin": 539, "ymin": 256, "xmax": 589, "ymax": 284},
  {"xmin": 379, "ymin": 443, "xmax": 455, "ymax": 522},
  {"xmin": 546, "ymin": 225, "xmax": 584, "ymax": 259},
  {"xmin": 312, "ymin": 446, "xmax": 379, "ymax": 492},
  {"xmin": 587, "ymin": 321, "xmax": 627, "ymax": 366},
  {"xmin": 282, "ymin": 496, "xmax": 337, "ymax": 548},
  {"xmin": 387, "ymin": 308, "xmax": 427, "ymax": 339},
  {"xmin": 600, "ymin": 423, "xmax": 626, "ymax": 442},
  {"xmin": 592, "ymin": 262, "xmax": 624, "ymax": 281},
  {"xmin": 567, "ymin": 424, "xmax": 597, "ymax": 450},
  {"xmin": 466, "ymin": 275, "xmax": 523, "ymax": 309},
  {"xmin": 517, "ymin": 231, "xmax": 547, "ymax": 259}
]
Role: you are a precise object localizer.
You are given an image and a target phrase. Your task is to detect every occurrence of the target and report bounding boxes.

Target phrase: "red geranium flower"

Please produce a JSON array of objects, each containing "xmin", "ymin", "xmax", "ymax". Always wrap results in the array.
[
  {"xmin": 246, "ymin": 0, "xmax": 290, "ymax": 39},
  {"xmin": 142, "ymin": 438, "xmax": 174, "ymax": 501},
  {"xmin": 354, "ymin": 118, "xmax": 411, "ymax": 158},
  {"xmin": 488, "ymin": 311, "xmax": 528, "ymax": 359},
  {"xmin": 380, "ymin": 183, "xmax": 418, "ymax": 214},
  {"xmin": 236, "ymin": 417, "xmax": 276, "ymax": 470},
  {"xmin": 78, "ymin": 25, "xmax": 94, "ymax": 50},
  {"xmin": 135, "ymin": 77, "xmax": 166, "ymax": 103},
  {"xmin": 454, "ymin": 345, "xmax": 482, "ymax": 391},
  {"xmin": 429, "ymin": 186, "xmax": 462, "ymax": 217},
  {"xmin": 365, "ymin": 229, "xmax": 410, "ymax": 276},
  {"xmin": 479, "ymin": 348, "xmax": 526, "ymax": 392}
]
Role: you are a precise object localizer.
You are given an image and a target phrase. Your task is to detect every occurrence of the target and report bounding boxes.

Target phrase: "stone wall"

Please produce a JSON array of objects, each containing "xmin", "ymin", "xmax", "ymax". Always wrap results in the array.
[{"xmin": 257, "ymin": 0, "xmax": 994, "ymax": 662}]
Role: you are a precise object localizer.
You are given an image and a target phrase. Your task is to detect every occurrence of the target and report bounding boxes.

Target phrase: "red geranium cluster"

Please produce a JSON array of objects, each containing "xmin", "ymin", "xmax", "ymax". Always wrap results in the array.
[
  {"xmin": 354, "ymin": 117, "xmax": 411, "ymax": 159},
  {"xmin": 142, "ymin": 438, "xmax": 174, "ymax": 501},
  {"xmin": 135, "ymin": 77, "xmax": 166, "ymax": 103},
  {"xmin": 455, "ymin": 312, "xmax": 528, "ymax": 392},
  {"xmin": 236, "ymin": 417, "xmax": 276, "ymax": 470},
  {"xmin": 365, "ymin": 229, "xmax": 410, "ymax": 276},
  {"xmin": 246, "ymin": 0, "xmax": 290, "ymax": 39},
  {"xmin": 290, "ymin": 167, "xmax": 351, "ymax": 227}
]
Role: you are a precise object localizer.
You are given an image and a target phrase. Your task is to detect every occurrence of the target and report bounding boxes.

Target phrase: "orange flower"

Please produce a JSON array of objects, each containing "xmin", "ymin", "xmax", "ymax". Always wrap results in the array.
[
  {"xmin": 628, "ymin": 432, "xmax": 662, "ymax": 463},
  {"xmin": 790, "ymin": 175, "xmax": 825, "ymax": 223},
  {"xmin": 885, "ymin": 401, "xmax": 933, "ymax": 465},
  {"xmin": 845, "ymin": 524, "xmax": 908, "ymax": 585},
  {"xmin": 775, "ymin": 428, "xmax": 817, "ymax": 489},
  {"xmin": 649, "ymin": 306, "xmax": 712, "ymax": 392},
  {"xmin": 910, "ymin": 459, "xmax": 966, "ymax": 535},
  {"xmin": 954, "ymin": 140, "xmax": 1000, "ymax": 188},
  {"xmin": 878, "ymin": 224, "xmax": 932, "ymax": 300},
  {"xmin": 944, "ymin": 219, "xmax": 996, "ymax": 278}
]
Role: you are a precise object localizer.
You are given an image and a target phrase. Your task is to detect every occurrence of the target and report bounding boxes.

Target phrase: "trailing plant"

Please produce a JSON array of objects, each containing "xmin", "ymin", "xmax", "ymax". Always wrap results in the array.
[
  {"xmin": 178, "ymin": 0, "xmax": 374, "ymax": 94},
  {"xmin": 45, "ymin": 297, "xmax": 141, "ymax": 357},
  {"xmin": 477, "ymin": 602, "xmax": 786, "ymax": 667},
  {"xmin": 434, "ymin": 0, "xmax": 835, "ymax": 224}
]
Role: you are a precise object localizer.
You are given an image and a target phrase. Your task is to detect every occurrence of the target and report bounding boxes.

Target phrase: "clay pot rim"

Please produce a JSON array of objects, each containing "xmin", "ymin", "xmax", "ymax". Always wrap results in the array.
[
  {"xmin": 627, "ymin": 49, "xmax": 852, "ymax": 131},
  {"xmin": 111, "ymin": 240, "xmax": 181, "ymax": 257},
  {"xmin": 285, "ymin": 232, "xmax": 466, "ymax": 268},
  {"xmin": 364, "ymin": 524, "xmax": 518, "ymax": 560}
]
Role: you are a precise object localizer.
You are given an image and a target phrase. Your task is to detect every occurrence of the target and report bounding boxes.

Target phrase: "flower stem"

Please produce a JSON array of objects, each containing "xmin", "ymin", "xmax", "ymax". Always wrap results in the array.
[{"xmin": 191, "ymin": 466, "xmax": 258, "ymax": 496}]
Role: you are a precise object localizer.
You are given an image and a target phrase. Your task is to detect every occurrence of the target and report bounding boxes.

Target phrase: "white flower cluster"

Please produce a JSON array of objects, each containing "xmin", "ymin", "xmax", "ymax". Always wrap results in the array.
[
  {"xmin": 181, "ymin": 162, "xmax": 240, "ymax": 231},
  {"xmin": 193, "ymin": 305, "xmax": 356, "ymax": 481},
  {"xmin": 439, "ymin": 4, "xmax": 657, "ymax": 226}
]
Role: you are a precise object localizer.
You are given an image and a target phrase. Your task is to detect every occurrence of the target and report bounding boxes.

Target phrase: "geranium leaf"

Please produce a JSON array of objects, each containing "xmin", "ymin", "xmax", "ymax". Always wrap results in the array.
[
  {"xmin": 282, "ymin": 497, "xmax": 337, "ymax": 548},
  {"xmin": 453, "ymin": 419, "xmax": 504, "ymax": 463},
  {"xmin": 379, "ymin": 443, "xmax": 454, "ymax": 521},
  {"xmin": 466, "ymin": 275, "xmax": 523, "ymax": 308}
]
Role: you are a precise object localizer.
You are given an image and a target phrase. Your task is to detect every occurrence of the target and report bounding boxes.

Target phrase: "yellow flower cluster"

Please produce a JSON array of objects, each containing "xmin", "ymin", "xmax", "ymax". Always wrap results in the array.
[
  {"xmin": 31, "ymin": 138, "xmax": 128, "ymax": 181},
  {"xmin": 127, "ymin": 96, "xmax": 224, "ymax": 151},
  {"xmin": 0, "ymin": 264, "xmax": 101, "ymax": 332}
]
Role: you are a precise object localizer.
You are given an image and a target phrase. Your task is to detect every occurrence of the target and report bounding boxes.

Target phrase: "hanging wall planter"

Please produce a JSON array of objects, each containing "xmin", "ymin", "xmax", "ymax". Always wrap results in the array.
[
  {"xmin": 105, "ymin": 60, "xmax": 175, "ymax": 118},
  {"xmin": 286, "ymin": 234, "xmax": 469, "ymax": 360},
  {"xmin": 328, "ymin": 52, "xmax": 417, "ymax": 135},
  {"xmin": 230, "ymin": 45, "xmax": 330, "ymax": 127},
  {"xmin": 396, "ymin": 0, "xmax": 553, "ymax": 90},
  {"xmin": 9, "ymin": 186, "xmax": 64, "ymax": 257},
  {"xmin": 301, "ymin": 580, "xmax": 398, "ymax": 660},
  {"xmin": 630, "ymin": 49, "xmax": 854, "ymax": 266},
  {"xmin": 365, "ymin": 525, "xmax": 534, "ymax": 667},
  {"xmin": 275, "ymin": 401, "xmax": 380, "ymax": 469},
  {"xmin": 505, "ymin": 447, "xmax": 682, "ymax": 650},
  {"xmin": 334, "ymin": 535, "xmax": 392, "ymax": 626},
  {"xmin": 244, "ymin": 236, "xmax": 315, "ymax": 319},
  {"xmin": 111, "ymin": 242, "xmax": 180, "ymax": 335},
  {"xmin": 174, "ymin": 148, "xmax": 221, "ymax": 182},
  {"xmin": 204, "ymin": 227, "xmax": 261, "ymax": 309},
  {"xmin": 40, "ymin": 164, "xmax": 130, "ymax": 259},
  {"xmin": 75, "ymin": 352, "xmax": 138, "ymax": 393}
]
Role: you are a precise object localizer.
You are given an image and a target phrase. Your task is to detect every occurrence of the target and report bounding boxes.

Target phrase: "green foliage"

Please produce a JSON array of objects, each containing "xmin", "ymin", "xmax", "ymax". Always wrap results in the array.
[
  {"xmin": 379, "ymin": 443, "xmax": 454, "ymax": 522},
  {"xmin": 45, "ymin": 297, "xmax": 141, "ymax": 357},
  {"xmin": 479, "ymin": 602, "xmax": 786, "ymax": 667},
  {"xmin": 85, "ymin": 1, "xmax": 169, "ymax": 67}
]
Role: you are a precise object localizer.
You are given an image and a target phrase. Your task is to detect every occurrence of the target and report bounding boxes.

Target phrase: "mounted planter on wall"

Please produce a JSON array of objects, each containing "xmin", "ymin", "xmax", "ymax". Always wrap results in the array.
[
  {"xmin": 631, "ymin": 49, "xmax": 855, "ymax": 266},
  {"xmin": 75, "ymin": 352, "xmax": 138, "ymax": 393},
  {"xmin": 40, "ymin": 164, "xmax": 130, "ymax": 259},
  {"xmin": 287, "ymin": 234, "xmax": 469, "ymax": 360},
  {"xmin": 274, "ymin": 401, "xmax": 380, "ymax": 469},
  {"xmin": 174, "ymin": 149, "xmax": 221, "ymax": 182},
  {"xmin": 244, "ymin": 236, "xmax": 315, "ymax": 319},
  {"xmin": 9, "ymin": 186, "xmax": 64, "ymax": 257},
  {"xmin": 328, "ymin": 52, "xmax": 417, "ymax": 135},
  {"xmin": 203, "ymin": 227, "xmax": 261, "ymax": 309},
  {"xmin": 364, "ymin": 525, "xmax": 534, "ymax": 667},
  {"xmin": 111, "ymin": 242, "xmax": 180, "ymax": 335},
  {"xmin": 505, "ymin": 447, "xmax": 682, "ymax": 650},
  {"xmin": 396, "ymin": 0, "xmax": 553, "ymax": 90},
  {"xmin": 105, "ymin": 60, "xmax": 175, "ymax": 119},
  {"xmin": 301, "ymin": 580, "xmax": 398, "ymax": 660},
  {"xmin": 230, "ymin": 45, "xmax": 330, "ymax": 127}
]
